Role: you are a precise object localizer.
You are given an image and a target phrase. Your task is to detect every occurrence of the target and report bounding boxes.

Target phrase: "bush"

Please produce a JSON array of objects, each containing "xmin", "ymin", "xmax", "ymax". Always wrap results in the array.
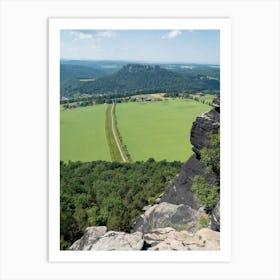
[
  {"xmin": 192, "ymin": 176, "xmax": 219, "ymax": 211},
  {"xmin": 199, "ymin": 215, "xmax": 210, "ymax": 229},
  {"xmin": 191, "ymin": 130, "xmax": 220, "ymax": 212}
]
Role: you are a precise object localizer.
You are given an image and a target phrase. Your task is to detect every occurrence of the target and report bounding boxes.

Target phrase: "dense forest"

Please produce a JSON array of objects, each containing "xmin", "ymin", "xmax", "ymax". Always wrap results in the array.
[
  {"xmin": 60, "ymin": 64, "xmax": 105, "ymax": 82},
  {"xmin": 60, "ymin": 62, "xmax": 220, "ymax": 97},
  {"xmin": 60, "ymin": 159, "xmax": 182, "ymax": 249}
]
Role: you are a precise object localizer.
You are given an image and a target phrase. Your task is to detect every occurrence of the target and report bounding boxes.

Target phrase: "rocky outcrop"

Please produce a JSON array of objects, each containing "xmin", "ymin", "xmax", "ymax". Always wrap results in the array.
[
  {"xmin": 190, "ymin": 108, "xmax": 220, "ymax": 159},
  {"xmin": 144, "ymin": 227, "xmax": 220, "ymax": 251},
  {"xmin": 89, "ymin": 231, "xmax": 144, "ymax": 250},
  {"xmin": 70, "ymin": 226, "xmax": 144, "ymax": 250},
  {"xmin": 210, "ymin": 200, "xmax": 220, "ymax": 231},
  {"xmin": 70, "ymin": 226, "xmax": 107, "ymax": 250},
  {"xmin": 190, "ymin": 95, "xmax": 220, "ymax": 159},
  {"xmin": 134, "ymin": 202, "xmax": 207, "ymax": 234},
  {"xmin": 70, "ymin": 226, "xmax": 219, "ymax": 251},
  {"xmin": 159, "ymin": 154, "xmax": 217, "ymax": 208}
]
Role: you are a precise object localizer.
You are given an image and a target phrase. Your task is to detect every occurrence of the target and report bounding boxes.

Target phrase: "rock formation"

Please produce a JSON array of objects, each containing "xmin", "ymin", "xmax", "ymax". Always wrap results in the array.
[
  {"xmin": 70, "ymin": 96, "xmax": 220, "ymax": 250},
  {"xmin": 134, "ymin": 202, "xmax": 207, "ymax": 234},
  {"xmin": 210, "ymin": 200, "xmax": 220, "ymax": 231},
  {"xmin": 70, "ymin": 226, "xmax": 144, "ymax": 251},
  {"xmin": 70, "ymin": 226, "xmax": 107, "ymax": 250},
  {"xmin": 70, "ymin": 226, "xmax": 220, "ymax": 251},
  {"xmin": 144, "ymin": 227, "xmax": 220, "ymax": 251}
]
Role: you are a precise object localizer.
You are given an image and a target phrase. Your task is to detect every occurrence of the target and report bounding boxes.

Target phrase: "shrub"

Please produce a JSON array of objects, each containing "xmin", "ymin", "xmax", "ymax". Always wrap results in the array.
[{"xmin": 192, "ymin": 176, "xmax": 219, "ymax": 211}]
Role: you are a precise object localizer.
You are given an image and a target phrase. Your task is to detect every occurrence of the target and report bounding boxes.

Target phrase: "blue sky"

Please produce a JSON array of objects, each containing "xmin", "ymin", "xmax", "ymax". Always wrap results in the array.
[{"xmin": 60, "ymin": 30, "xmax": 219, "ymax": 64}]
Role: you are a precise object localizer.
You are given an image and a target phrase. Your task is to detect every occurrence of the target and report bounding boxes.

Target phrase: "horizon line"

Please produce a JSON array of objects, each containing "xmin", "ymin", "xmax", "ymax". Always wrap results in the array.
[{"xmin": 60, "ymin": 58, "xmax": 220, "ymax": 65}]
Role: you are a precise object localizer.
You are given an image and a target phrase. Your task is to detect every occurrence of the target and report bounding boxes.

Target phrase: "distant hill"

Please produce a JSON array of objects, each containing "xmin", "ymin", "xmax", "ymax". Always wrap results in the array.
[
  {"xmin": 60, "ymin": 60, "xmax": 127, "ymax": 76},
  {"xmin": 60, "ymin": 63, "xmax": 220, "ymax": 97},
  {"xmin": 60, "ymin": 64, "xmax": 105, "ymax": 82}
]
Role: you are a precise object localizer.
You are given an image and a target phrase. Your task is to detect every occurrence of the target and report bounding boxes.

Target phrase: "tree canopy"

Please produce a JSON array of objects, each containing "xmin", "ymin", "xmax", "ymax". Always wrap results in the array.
[{"xmin": 60, "ymin": 159, "xmax": 182, "ymax": 249}]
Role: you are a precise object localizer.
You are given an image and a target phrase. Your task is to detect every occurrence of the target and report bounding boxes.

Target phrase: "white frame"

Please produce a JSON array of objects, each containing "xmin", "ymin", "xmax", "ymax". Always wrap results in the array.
[
  {"xmin": 49, "ymin": 18, "xmax": 231, "ymax": 262},
  {"xmin": 1, "ymin": 0, "xmax": 279, "ymax": 279}
]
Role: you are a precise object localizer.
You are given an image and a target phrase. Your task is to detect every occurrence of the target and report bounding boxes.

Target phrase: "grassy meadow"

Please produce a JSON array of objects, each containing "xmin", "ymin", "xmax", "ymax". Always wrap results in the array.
[
  {"xmin": 60, "ymin": 104, "xmax": 110, "ymax": 162},
  {"xmin": 60, "ymin": 99, "xmax": 210, "ymax": 163},
  {"xmin": 116, "ymin": 99, "xmax": 210, "ymax": 162}
]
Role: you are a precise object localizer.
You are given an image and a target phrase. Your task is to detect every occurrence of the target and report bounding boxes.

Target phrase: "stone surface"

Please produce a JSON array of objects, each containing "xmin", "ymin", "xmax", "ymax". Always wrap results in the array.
[
  {"xmin": 142, "ymin": 205, "xmax": 152, "ymax": 211},
  {"xmin": 212, "ymin": 95, "xmax": 220, "ymax": 113},
  {"xmin": 145, "ymin": 227, "xmax": 220, "ymax": 251},
  {"xmin": 211, "ymin": 200, "xmax": 220, "ymax": 231},
  {"xmin": 70, "ymin": 226, "xmax": 107, "ymax": 250},
  {"xmin": 89, "ymin": 231, "xmax": 144, "ymax": 251},
  {"xmin": 190, "ymin": 108, "xmax": 220, "ymax": 158},
  {"xmin": 70, "ymin": 227, "xmax": 144, "ymax": 251},
  {"xmin": 134, "ymin": 202, "xmax": 204, "ymax": 234}
]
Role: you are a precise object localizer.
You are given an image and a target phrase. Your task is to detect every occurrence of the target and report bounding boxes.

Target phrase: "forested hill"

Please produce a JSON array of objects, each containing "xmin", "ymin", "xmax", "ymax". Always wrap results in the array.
[
  {"xmin": 60, "ymin": 64, "xmax": 105, "ymax": 82},
  {"xmin": 60, "ymin": 63, "xmax": 220, "ymax": 97}
]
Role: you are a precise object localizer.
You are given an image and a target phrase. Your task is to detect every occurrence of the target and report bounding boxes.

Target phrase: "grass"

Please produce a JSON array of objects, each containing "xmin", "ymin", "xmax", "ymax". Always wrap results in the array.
[
  {"xmin": 199, "ymin": 215, "xmax": 210, "ymax": 229},
  {"xmin": 60, "ymin": 105, "xmax": 110, "ymax": 162},
  {"xmin": 115, "ymin": 99, "xmax": 210, "ymax": 162},
  {"xmin": 105, "ymin": 104, "xmax": 124, "ymax": 162}
]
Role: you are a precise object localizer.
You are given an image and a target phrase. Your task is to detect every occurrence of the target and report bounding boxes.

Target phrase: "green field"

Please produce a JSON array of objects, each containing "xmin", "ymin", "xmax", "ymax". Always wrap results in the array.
[
  {"xmin": 60, "ymin": 99, "xmax": 210, "ymax": 162},
  {"xmin": 60, "ymin": 105, "xmax": 110, "ymax": 162},
  {"xmin": 116, "ymin": 100, "xmax": 210, "ymax": 162}
]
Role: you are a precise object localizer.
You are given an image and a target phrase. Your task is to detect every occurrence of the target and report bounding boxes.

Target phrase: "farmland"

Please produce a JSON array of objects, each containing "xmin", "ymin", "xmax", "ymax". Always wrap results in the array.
[
  {"xmin": 60, "ymin": 104, "xmax": 110, "ymax": 162},
  {"xmin": 116, "ymin": 100, "xmax": 210, "ymax": 162},
  {"xmin": 60, "ymin": 99, "xmax": 210, "ymax": 163}
]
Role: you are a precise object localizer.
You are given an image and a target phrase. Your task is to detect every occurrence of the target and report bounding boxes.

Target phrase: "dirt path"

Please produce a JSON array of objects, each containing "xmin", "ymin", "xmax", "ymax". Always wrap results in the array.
[{"xmin": 110, "ymin": 103, "xmax": 127, "ymax": 162}]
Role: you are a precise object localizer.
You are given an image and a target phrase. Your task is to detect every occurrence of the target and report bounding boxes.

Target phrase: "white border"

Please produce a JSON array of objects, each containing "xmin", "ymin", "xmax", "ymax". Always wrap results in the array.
[{"xmin": 49, "ymin": 18, "xmax": 231, "ymax": 262}]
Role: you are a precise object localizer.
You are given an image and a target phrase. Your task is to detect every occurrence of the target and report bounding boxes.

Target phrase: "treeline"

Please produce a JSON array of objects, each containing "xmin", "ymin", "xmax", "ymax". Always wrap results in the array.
[
  {"xmin": 60, "ymin": 159, "xmax": 182, "ymax": 249},
  {"xmin": 60, "ymin": 64, "xmax": 105, "ymax": 82}
]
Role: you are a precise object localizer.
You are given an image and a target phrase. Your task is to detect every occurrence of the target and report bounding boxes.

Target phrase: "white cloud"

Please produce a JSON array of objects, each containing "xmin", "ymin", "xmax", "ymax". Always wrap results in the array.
[
  {"xmin": 70, "ymin": 30, "xmax": 116, "ymax": 40},
  {"xmin": 161, "ymin": 30, "xmax": 182, "ymax": 39},
  {"xmin": 71, "ymin": 31, "xmax": 93, "ymax": 40},
  {"xmin": 96, "ymin": 31, "xmax": 115, "ymax": 38}
]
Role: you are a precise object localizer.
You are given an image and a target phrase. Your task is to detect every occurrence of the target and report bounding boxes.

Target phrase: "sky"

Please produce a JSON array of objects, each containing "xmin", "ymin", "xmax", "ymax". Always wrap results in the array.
[{"xmin": 60, "ymin": 30, "xmax": 220, "ymax": 64}]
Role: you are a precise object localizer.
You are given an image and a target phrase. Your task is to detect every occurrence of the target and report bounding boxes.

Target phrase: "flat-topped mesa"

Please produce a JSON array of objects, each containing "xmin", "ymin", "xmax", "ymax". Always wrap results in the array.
[
  {"xmin": 190, "ymin": 95, "xmax": 220, "ymax": 159},
  {"xmin": 121, "ymin": 64, "xmax": 158, "ymax": 73}
]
